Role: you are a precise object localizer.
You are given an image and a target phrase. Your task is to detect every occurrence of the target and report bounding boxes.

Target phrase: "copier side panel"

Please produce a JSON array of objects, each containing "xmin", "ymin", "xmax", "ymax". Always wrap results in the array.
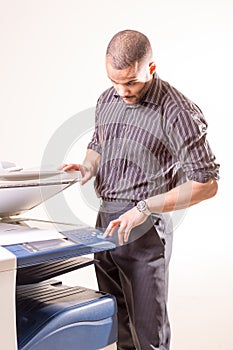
[{"xmin": 0, "ymin": 246, "xmax": 17, "ymax": 350}]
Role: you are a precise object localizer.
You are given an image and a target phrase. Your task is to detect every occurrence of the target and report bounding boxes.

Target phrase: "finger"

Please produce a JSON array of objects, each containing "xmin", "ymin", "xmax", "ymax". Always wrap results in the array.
[
  {"xmin": 79, "ymin": 166, "xmax": 92, "ymax": 185},
  {"xmin": 79, "ymin": 172, "xmax": 91, "ymax": 185},
  {"xmin": 104, "ymin": 220, "xmax": 121, "ymax": 237},
  {"xmin": 124, "ymin": 229, "xmax": 131, "ymax": 243},
  {"xmin": 123, "ymin": 222, "xmax": 134, "ymax": 243},
  {"xmin": 62, "ymin": 164, "xmax": 80, "ymax": 171},
  {"xmin": 79, "ymin": 176, "xmax": 88, "ymax": 185},
  {"xmin": 118, "ymin": 224, "xmax": 127, "ymax": 246},
  {"xmin": 79, "ymin": 165, "xmax": 87, "ymax": 177},
  {"xmin": 58, "ymin": 164, "xmax": 68, "ymax": 170}
]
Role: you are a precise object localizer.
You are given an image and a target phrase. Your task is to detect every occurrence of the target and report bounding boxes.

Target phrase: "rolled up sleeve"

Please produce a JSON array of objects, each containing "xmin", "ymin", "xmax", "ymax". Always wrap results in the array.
[{"xmin": 166, "ymin": 107, "xmax": 220, "ymax": 183}]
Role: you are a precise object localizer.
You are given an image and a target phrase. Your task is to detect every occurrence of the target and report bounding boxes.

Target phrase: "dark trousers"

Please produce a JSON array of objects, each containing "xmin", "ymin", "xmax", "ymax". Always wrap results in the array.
[{"xmin": 94, "ymin": 200, "xmax": 173, "ymax": 350}]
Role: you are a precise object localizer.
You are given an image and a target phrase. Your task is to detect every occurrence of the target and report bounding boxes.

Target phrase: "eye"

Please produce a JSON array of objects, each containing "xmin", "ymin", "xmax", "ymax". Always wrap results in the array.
[{"xmin": 126, "ymin": 81, "xmax": 136, "ymax": 86}]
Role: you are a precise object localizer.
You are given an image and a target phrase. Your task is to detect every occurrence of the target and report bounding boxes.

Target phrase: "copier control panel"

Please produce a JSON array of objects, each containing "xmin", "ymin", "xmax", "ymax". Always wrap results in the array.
[{"xmin": 4, "ymin": 225, "xmax": 116, "ymax": 268}]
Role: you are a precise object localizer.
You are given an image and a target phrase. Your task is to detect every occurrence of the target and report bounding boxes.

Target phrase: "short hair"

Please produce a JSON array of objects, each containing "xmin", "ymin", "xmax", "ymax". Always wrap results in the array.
[{"xmin": 106, "ymin": 29, "xmax": 153, "ymax": 70}]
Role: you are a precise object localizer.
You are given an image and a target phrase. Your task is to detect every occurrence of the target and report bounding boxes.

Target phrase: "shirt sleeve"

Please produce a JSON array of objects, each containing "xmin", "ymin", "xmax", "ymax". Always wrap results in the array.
[
  {"xmin": 87, "ymin": 100, "xmax": 102, "ymax": 154},
  {"xmin": 165, "ymin": 106, "xmax": 220, "ymax": 183}
]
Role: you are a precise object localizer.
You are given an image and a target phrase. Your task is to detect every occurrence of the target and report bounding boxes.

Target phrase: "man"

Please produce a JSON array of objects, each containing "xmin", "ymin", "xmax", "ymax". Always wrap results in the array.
[{"xmin": 62, "ymin": 30, "xmax": 219, "ymax": 350}]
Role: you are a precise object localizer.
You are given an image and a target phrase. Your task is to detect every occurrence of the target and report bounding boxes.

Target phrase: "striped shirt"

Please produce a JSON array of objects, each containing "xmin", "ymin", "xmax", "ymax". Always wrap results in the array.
[{"xmin": 88, "ymin": 74, "xmax": 219, "ymax": 201}]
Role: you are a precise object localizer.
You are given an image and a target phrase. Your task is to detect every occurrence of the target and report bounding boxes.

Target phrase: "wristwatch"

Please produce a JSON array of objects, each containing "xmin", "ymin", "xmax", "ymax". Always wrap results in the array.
[{"xmin": 136, "ymin": 200, "xmax": 151, "ymax": 216}]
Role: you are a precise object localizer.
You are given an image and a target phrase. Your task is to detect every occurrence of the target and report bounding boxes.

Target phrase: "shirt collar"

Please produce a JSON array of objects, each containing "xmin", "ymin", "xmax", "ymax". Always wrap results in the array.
[{"xmin": 141, "ymin": 73, "xmax": 161, "ymax": 106}]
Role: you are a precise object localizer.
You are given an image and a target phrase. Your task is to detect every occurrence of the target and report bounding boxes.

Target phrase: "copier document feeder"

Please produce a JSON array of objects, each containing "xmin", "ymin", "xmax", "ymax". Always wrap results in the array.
[{"xmin": 0, "ymin": 165, "xmax": 117, "ymax": 350}]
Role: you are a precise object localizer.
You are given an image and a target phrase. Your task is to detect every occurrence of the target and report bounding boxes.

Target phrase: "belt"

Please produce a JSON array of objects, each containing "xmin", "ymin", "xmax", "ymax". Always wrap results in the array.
[{"xmin": 101, "ymin": 197, "xmax": 139, "ymax": 204}]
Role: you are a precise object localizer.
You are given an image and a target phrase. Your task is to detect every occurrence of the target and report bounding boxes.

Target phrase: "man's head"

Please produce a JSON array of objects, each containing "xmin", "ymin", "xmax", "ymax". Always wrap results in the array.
[{"xmin": 106, "ymin": 30, "xmax": 156, "ymax": 104}]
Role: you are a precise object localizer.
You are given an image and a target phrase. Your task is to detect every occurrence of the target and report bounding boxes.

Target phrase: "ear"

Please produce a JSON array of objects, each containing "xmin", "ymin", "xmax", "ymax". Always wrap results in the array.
[{"xmin": 149, "ymin": 62, "xmax": 156, "ymax": 75}]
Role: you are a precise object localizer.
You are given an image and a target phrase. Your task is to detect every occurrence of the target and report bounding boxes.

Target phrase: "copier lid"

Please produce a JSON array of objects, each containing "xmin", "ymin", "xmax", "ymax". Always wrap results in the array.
[{"xmin": 0, "ymin": 169, "xmax": 81, "ymax": 218}]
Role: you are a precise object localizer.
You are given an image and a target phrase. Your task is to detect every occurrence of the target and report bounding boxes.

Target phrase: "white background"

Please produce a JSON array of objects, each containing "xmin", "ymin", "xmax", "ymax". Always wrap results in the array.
[{"xmin": 0, "ymin": 1, "xmax": 232, "ymax": 349}]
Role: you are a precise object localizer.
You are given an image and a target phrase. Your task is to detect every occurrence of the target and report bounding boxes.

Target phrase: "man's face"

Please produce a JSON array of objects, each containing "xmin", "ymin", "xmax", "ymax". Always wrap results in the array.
[{"xmin": 106, "ymin": 58, "xmax": 155, "ymax": 105}]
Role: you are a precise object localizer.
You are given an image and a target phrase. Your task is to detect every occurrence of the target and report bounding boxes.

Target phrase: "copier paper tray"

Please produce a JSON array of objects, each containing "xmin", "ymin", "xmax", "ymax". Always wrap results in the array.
[{"xmin": 16, "ymin": 280, "xmax": 117, "ymax": 350}]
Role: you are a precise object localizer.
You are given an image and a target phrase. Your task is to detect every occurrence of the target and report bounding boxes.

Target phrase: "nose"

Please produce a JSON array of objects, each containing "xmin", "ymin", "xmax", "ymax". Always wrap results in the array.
[{"xmin": 116, "ymin": 84, "xmax": 131, "ymax": 97}]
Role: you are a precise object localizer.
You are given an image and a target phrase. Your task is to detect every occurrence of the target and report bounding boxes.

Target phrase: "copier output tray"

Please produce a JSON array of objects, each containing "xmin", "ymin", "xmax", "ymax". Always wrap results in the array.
[{"xmin": 17, "ymin": 279, "xmax": 117, "ymax": 350}]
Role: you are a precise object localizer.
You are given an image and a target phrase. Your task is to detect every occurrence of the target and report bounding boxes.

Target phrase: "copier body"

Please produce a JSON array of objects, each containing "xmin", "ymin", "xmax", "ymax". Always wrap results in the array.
[{"xmin": 0, "ymin": 169, "xmax": 118, "ymax": 350}]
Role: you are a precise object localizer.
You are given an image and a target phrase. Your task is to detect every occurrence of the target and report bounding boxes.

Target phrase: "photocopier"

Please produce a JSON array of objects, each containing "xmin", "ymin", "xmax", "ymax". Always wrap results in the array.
[{"xmin": 0, "ymin": 162, "xmax": 117, "ymax": 350}]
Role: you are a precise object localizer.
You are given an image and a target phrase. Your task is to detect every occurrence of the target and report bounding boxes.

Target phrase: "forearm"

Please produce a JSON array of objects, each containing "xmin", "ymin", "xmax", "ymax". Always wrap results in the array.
[
  {"xmin": 105, "ymin": 179, "xmax": 218, "ymax": 245},
  {"xmin": 147, "ymin": 179, "xmax": 218, "ymax": 213}
]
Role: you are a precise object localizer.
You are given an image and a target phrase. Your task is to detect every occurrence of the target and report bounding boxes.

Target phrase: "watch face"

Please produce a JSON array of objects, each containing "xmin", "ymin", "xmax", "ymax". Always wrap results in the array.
[
  {"xmin": 137, "ymin": 200, "xmax": 146, "ymax": 211},
  {"xmin": 137, "ymin": 200, "xmax": 150, "ymax": 216}
]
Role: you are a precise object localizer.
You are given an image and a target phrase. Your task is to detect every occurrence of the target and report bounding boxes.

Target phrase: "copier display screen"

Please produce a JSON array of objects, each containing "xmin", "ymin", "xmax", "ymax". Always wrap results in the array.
[{"xmin": 23, "ymin": 238, "xmax": 74, "ymax": 252}]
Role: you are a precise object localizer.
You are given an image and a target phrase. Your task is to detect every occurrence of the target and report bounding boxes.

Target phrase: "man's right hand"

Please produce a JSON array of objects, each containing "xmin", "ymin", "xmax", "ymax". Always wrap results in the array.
[
  {"xmin": 60, "ymin": 163, "xmax": 92, "ymax": 185},
  {"xmin": 61, "ymin": 149, "xmax": 100, "ymax": 185}
]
